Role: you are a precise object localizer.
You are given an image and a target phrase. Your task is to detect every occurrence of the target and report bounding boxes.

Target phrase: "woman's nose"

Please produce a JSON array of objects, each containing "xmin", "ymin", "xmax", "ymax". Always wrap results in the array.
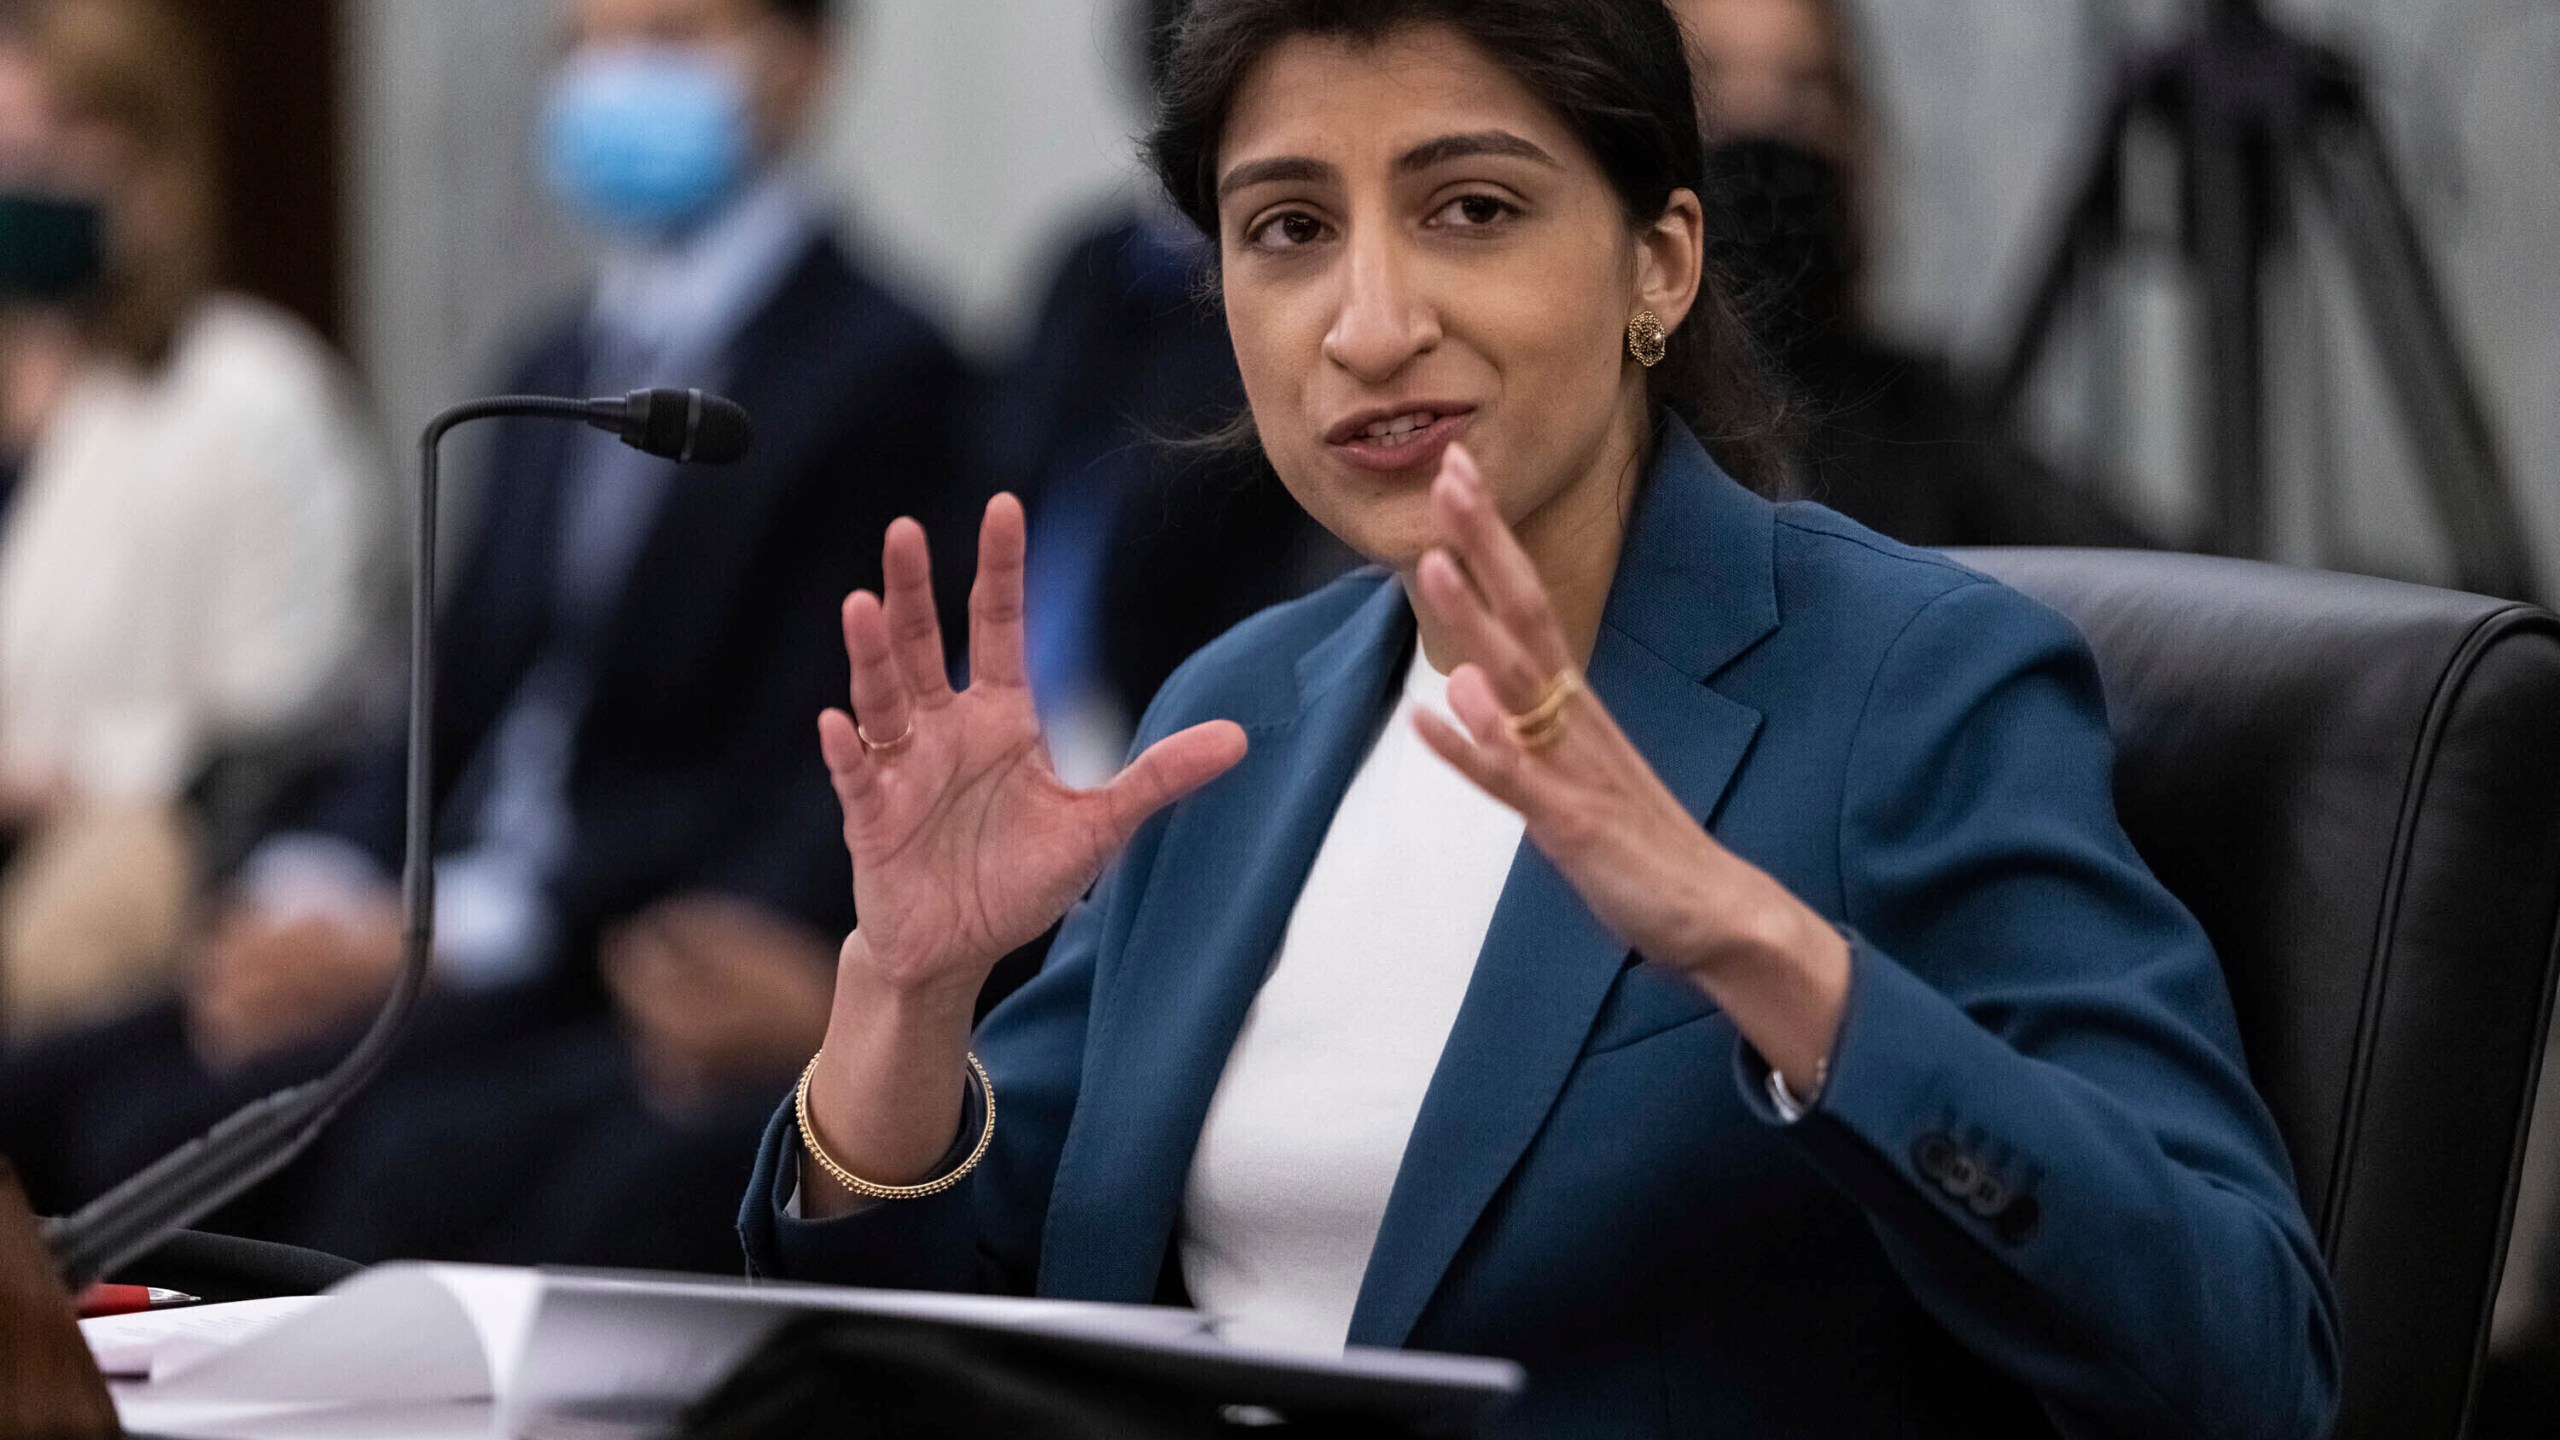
[{"xmin": 1321, "ymin": 231, "xmax": 1440, "ymax": 384}]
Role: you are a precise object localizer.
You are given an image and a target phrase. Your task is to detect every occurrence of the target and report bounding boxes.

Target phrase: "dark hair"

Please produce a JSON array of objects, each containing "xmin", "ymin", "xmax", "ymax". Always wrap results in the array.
[
  {"xmin": 1144, "ymin": 0, "xmax": 1788, "ymax": 490},
  {"xmin": 1138, "ymin": 0, "xmax": 1188, "ymax": 101}
]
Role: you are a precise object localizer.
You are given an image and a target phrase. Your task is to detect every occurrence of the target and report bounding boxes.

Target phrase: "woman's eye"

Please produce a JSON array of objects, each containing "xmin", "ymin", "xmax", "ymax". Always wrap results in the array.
[
  {"xmin": 1433, "ymin": 194, "xmax": 1517, "ymax": 230},
  {"xmin": 1248, "ymin": 212, "xmax": 1327, "ymax": 251}
]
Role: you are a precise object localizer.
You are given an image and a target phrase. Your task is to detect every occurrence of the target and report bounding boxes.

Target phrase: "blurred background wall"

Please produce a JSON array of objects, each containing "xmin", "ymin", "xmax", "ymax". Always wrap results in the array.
[{"xmin": 162, "ymin": 0, "xmax": 347, "ymax": 343}]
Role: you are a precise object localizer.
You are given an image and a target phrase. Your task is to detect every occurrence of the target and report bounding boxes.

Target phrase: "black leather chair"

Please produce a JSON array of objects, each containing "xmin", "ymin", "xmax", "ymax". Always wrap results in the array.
[{"xmin": 1952, "ymin": 549, "xmax": 2560, "ymax": 1440}]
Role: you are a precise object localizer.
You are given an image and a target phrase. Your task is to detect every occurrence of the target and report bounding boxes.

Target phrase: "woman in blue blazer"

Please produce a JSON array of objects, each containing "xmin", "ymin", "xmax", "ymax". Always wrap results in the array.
[{"xmin": 742, "ymin": 0, "xmax": 2340, "ymax": 1433}]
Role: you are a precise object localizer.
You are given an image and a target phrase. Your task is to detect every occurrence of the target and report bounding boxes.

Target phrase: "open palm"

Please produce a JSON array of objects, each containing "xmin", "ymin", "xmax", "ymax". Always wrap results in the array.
[{"xmin": 819, "ymin": 497, "xmax": 1246, "ymax": 998}]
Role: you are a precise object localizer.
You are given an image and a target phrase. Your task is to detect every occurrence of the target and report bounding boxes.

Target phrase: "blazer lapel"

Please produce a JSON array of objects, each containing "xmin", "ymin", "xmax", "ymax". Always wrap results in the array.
[
  {"xmin": 1038, "ymin": 579, "xmax": 1417, "ymax": 1301},
  {"xmin": 1347, "ymin": 424, "xmax": 1782, "ymax": 1347}
]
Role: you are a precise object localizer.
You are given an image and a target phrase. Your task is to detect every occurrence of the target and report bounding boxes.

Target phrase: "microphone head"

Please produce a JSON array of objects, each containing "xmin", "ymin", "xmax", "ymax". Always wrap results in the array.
[{"xmin": 618, "ymin": 387, "xmax": 754, "ymax": 464}]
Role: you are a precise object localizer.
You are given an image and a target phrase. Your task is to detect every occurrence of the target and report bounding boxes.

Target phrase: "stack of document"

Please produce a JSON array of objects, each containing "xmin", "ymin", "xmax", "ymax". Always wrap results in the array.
[{"xmin": 84, "ymin": 1264, "xmax": 1520, "ymax": 1438}]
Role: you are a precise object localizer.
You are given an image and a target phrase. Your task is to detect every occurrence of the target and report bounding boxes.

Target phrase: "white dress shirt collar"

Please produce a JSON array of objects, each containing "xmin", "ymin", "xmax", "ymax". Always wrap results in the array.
[{"xmin": 588, "ymin": 170, "xmax": 824, "ymax": 377}]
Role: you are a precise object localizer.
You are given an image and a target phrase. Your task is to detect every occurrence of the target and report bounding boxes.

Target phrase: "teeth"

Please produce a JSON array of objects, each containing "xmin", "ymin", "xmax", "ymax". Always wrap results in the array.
[{"xmin": 1362, "ymin": 412, "xmax": 1437, "ymax": 441}]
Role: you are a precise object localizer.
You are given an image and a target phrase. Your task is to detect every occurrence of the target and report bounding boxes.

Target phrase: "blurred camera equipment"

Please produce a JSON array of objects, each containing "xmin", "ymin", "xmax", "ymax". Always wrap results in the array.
[{"xmin": 1984, "ymin": 0, "xmax": 2537, "ymax": 600}]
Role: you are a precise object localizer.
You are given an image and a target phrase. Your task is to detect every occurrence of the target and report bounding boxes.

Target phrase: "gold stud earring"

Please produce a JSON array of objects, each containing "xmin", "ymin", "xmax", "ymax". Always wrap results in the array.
[{"xmin": 1626, "ymin": 310, "xmax": 1668, "ymax": 368}]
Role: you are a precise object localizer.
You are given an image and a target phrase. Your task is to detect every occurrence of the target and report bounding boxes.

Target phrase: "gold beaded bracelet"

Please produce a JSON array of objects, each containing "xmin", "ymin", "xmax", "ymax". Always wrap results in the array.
[{"xmin": 795, "ymin": 1049, "xmax": 996, "ymax": 1200}]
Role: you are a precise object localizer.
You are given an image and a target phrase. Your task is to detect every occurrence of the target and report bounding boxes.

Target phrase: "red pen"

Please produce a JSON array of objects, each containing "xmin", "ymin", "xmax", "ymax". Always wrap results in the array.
[{"xmin": 74, "ymin": 1284, "xmax": 199, "ymax": 1318}]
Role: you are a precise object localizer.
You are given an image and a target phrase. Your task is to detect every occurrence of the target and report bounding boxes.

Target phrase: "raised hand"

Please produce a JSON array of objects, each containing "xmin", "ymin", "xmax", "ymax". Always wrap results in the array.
[
  {"xmin": 820, "ymin": 495, "xmax": 1247, "ymax": 1009},
  {"xmin": 1404, "ymin": 444, "xmax": 1847, "ymax": 1092},
  {"xmin": 800, "ymin": 496, "xmax": 1244, "ymax": 1198}
]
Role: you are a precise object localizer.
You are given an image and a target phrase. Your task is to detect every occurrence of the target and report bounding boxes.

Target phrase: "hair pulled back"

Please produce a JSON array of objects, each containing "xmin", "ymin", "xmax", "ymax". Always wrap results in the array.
[{"xmin": 1144, "ymin": 0, "xmax": 1787, "ymax": 490}]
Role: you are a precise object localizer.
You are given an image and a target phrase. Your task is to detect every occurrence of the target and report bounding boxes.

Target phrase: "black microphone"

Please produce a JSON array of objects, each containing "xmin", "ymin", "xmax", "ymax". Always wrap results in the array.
[
  {"xmin": 41, "ymin": 389, "xmax": 755, "ymax": 1289},
  {"xmin": 591, "ymin": 387, "xmax": 754, "ymax": 464}
]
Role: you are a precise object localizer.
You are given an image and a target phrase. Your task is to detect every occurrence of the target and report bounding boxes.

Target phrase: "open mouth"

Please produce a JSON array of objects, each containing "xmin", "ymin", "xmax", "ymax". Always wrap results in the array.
[{"xmin": 1323, "ymin": 405, "xmax": 1477, "ymax": 474}]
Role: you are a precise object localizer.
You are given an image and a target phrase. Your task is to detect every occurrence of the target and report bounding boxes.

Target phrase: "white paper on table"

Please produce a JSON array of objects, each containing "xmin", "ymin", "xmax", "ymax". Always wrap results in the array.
[
  {"xmin": 145, "ymin": 1264, "xmax": 539, "ymax": 1404},
  {"xmin": 82, "ymin": 1296, "xmax": 322, "ymax": 1379},
  {"xmin": 507, "ymin": 1271, "xmax": 1519, "ymax": 1432},
  {"xmin": 107, "ymin": 1261, "xmax": 1517, "ymax": 1436},
  {"xmin": 107, "ymin": 1394, "xmax": 505, "ymax": 1440},
  {"xmin": 507, "ymin": 1269, "xmax": 1214, "ymax": 1426},
  {"xmin": 107, "ymin": 1263, "xmax": 1207, "ymax": 1421}
]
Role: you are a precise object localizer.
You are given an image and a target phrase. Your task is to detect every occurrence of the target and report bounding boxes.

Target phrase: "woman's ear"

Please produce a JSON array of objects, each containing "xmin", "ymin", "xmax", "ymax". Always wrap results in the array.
[{"xmin": 1634, "ymin": 187, "xmax": 1707, "ymax": 336}]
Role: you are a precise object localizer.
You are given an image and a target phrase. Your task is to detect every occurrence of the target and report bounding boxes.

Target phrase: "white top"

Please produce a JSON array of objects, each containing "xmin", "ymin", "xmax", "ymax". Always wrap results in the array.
[
  {"xmin": 0, "ymin": 296, "xmax": 380, "ymax": 804},
  {"xmin": 1179, "ymin": 649, "xmax": 1527, "ymax": 1353}
]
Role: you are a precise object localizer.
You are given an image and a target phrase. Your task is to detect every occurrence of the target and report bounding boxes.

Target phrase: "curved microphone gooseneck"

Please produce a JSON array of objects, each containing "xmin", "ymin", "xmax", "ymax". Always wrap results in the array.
[{"xmin": 42, "ymin": 389, "xmax": 753, "ymax": 1289}]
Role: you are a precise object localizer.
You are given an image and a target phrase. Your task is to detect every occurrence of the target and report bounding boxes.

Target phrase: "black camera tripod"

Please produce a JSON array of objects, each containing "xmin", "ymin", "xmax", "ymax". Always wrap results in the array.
[{"xmin": 1983, "ymin": 0, "xmax": 2538, "ymax": 600}]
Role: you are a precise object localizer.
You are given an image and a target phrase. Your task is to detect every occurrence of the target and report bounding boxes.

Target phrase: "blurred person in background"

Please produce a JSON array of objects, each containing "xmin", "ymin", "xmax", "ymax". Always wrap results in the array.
[
  {"xmin": 1670, "ymin": 0, "xmax": 2153, "ymax": 547},
  {"xmin": 981, "ymin": 0, "xmax": 1353, "ymax": 782},
  {"xmin": 0, "ymin": 0, "xmax": 971, "ymax": 1274},
  {"xmin": 0, "ymin": 0, "xmax": 381, "ymax": 1042}
]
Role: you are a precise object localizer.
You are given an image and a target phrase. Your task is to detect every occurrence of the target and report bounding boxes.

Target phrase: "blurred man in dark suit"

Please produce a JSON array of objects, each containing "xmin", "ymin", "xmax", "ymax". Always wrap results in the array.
[{"xmin": 0, "ymin": 0, "xmax": 967, "ymax": 1271}]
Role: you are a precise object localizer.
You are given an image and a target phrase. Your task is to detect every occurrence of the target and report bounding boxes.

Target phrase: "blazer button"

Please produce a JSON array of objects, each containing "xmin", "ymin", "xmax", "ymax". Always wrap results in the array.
[
  {"xmin": 1939, "ymin": 1153, "xmax": 1980, "ymax": 1198},
  {"xmin": 1911, "ymin": 1133, "xmax": 1957, "ymax": 1181},
  {"xmin": 1966, "ymin": 1174, "xmax": 2009, "ymax": 1218}
]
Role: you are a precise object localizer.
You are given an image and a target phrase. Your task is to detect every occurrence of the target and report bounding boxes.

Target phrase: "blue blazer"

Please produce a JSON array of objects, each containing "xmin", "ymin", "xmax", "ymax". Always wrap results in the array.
[{"xmin": 742, "ymin": 422, "xmax": 2340, "ymax": 1439}]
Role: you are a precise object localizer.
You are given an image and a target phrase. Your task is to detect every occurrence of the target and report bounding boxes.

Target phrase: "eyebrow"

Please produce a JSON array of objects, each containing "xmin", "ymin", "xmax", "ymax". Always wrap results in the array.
[
  {"xmin": 1394, "ymin": 130, "xmax": 1562, "ymax": 174},
  {"xmin": 1213, "ymin": 130, "xmax": 1563, "ymax": 201},
  {"xmin": 1217, "ymin": 156, "xmax": 1335, "ymax": 201}
]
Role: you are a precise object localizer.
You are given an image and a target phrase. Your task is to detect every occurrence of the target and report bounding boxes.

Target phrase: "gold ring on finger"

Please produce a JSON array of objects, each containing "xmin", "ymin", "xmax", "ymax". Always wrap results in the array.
[
  {"xmin": 857, "ymin": 716, "xmax": 915, "ymax": 756},
  {"xmin": 1503, "ymin": 669, "xmax": 1583, "ymax": 752}
]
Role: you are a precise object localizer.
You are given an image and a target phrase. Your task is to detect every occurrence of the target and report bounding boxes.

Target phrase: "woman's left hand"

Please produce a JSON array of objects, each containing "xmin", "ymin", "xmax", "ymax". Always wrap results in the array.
[{"xmin": 1407, "ymin": 444, "xmax": 1849, "ymax": 1092}]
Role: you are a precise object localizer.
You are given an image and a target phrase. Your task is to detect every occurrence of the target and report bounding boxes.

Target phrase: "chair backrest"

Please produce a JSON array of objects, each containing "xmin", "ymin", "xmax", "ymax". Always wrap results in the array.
[{"xmin": 1952, "ymin": 548, "xmax": 2560, "ymax": 1440}]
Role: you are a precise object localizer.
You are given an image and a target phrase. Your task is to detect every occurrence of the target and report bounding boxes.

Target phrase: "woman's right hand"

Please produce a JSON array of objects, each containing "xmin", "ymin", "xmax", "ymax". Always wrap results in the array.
[
  {"xmin": 821, "ymin": 494, "xmax": 1247, "ymax": 1010},
  {"xmin": 798, "ymin": 496, "xmax": 1243, "ymax": 1201}
]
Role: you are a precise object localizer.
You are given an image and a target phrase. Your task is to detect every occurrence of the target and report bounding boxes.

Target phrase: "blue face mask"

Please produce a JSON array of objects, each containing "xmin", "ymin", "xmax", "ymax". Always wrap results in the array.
[{"xmin": 539, "ymin": 46, "xmax": 753, "ymax": 235}]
